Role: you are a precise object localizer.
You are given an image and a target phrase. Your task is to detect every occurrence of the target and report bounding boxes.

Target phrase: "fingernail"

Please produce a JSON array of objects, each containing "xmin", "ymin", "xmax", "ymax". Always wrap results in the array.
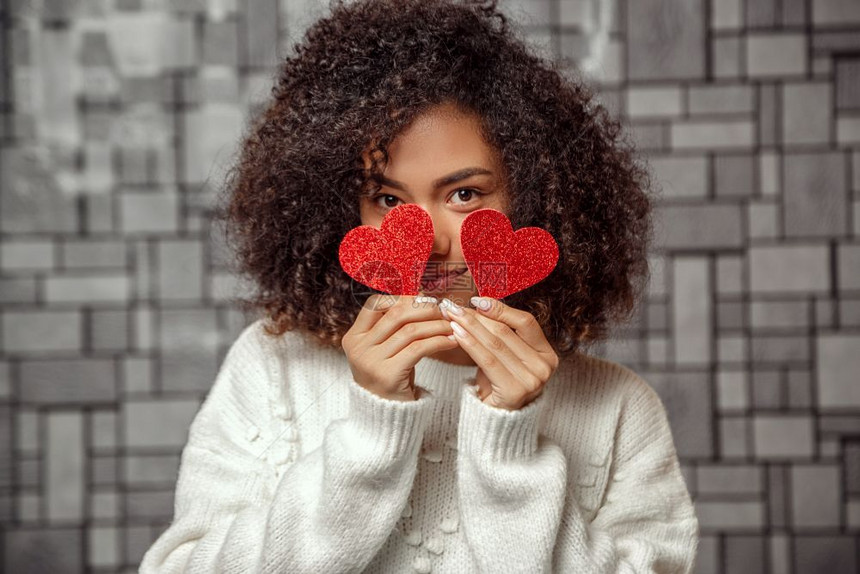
[
  {"xmin": 447, "ymin": 334, "xmax": 456, "ymax": 341},
  {"xmin": 450, "ymin": 321, "xmax": 468, "ymax": 338},
  {"xmin": 471, "ymin": 297, "xmax": 491, "ymax": 311},
  {"xmin": 439, "ymin": 304, "xmax": 450, "ymax": 320},
  {"xmin": 416, "ymin": 296, "xmax": 438, "ymax": 304},
  {"xmin": 442, "ymin": 298, "xmax": 464, "ymax": 315}
]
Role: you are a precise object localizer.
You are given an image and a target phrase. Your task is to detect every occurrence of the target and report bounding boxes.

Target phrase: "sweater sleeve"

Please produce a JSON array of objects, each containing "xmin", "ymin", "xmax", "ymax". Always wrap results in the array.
[
  {"xmin": 455, "ymin": 378, "xmax": 699, "ymax": 574},
  {"xmin": 138, "ymin": 323, "xmax": 434, "ymax": 574}
]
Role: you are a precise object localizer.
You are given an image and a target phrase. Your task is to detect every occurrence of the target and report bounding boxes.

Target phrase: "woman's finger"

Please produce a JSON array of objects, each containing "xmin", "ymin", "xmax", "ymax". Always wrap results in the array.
[
  {"xmin": 350, "ymin": 293, "xmax": 400, "ymax": 336},
  {"xmin": 378, "ymin": 319, "xmax": 455, "ymax": 359},
  {"xmin": 469, "ymin": 311, "xmax": 552, "ymax": 381},
  {"xmin": 364, "ymin": 295, "xmax": 441, "ymax": 347},
  {"xmin": 446, "ymin": 305, "xmax": 541, "ymax": 392},
  {"xmin": 470, "ymin": 297, "xmax": 555, "ymax": 356},
  {"xmin": 472, "ymin": 297, "xmax": 558, "ymax": 367}
]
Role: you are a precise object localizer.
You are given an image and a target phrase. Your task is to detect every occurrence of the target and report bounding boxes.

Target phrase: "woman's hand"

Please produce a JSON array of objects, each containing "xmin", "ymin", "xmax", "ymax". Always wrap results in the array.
[
  {"xmin": 342, "ymin": 294, "xmax": 458, "ymax": 401},
  {"xmin": 440, "ymin": 297, "xmax": 559, "ymax": 410}
]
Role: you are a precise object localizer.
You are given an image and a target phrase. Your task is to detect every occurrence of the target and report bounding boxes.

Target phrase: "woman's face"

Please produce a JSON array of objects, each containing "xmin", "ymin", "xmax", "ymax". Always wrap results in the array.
[{"xmin": 359, "ymin": 102, "xmax": 510, "ymax": 307}]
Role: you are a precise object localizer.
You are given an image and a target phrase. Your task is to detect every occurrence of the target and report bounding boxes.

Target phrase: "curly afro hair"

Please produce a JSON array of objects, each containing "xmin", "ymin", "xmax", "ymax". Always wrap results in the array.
[{"xmin": 213, "ymin": 0, "xmax": 655, "ymax": 359}]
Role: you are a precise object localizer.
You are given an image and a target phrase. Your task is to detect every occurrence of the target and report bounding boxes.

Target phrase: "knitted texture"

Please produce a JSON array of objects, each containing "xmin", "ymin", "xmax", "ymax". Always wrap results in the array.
[{"xmin": 139, "ymin": 319, "xmax": 699, "ymax": 573}]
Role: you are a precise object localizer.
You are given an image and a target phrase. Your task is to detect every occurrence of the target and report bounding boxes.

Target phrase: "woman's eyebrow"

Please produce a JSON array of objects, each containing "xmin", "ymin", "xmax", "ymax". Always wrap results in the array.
[{"xmin": 371, "ymin": 167, "xmax": 493, "ymax": 192}]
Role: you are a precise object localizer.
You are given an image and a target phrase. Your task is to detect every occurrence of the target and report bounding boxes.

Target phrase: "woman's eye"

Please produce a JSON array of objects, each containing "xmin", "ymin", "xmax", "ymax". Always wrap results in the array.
[
  {"xmin": 451, "ymin": 188, "xmax": 481, "ymax": 204},
  {"xmin": 373, "ymin": 194, "xmax": 402, "ymax": 209},
  {"xmin": 371, "ymin": 188, "xmax": 483, "ymax": 211}
]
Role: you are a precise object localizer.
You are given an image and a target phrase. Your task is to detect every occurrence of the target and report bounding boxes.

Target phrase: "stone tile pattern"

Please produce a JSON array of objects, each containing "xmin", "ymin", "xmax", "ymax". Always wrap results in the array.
[{"xmin": 0, "ymin": 0, "xmax": 858, "ymax": 572}]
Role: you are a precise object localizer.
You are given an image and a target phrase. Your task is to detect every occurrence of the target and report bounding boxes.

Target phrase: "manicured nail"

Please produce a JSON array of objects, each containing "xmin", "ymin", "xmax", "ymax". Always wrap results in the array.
[
  {"xmin": 439, "ymin": 304, "xmax": 450, "ymax": 320},
  {"xmin": 447, "ymin": 334, "xmax": 456, "ymax": 341},
  {"xmin": 442, "ymin": 298, "xmax": 464, "ymax": 315},
  {"xmin": 416, "ymin": 296, "xmax": 438, "ymax": 304},
  {"xmin": 471, "ymin": 297, "xmax": 491, "ymax": 311},
  {"xmin": 450, "ymin": 321, "xmax": 468, "ymax": 338}
]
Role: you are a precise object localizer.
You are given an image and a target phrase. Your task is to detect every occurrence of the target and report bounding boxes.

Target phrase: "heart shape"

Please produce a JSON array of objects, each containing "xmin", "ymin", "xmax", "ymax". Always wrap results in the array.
[
  {"xmin": 460, "ymin": 208, "xmax": 559, "ymax": 299},
  {"xmin": 338, "ymin": 203, "xmax": 435, "ymax": 296},
  {"xmin": 338, "ymin": 205, "xmax": 559, "ymax": 298}
]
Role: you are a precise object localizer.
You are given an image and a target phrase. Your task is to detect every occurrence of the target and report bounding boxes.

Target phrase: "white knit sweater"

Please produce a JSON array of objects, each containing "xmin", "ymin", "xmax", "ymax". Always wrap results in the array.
[{"xmin": 139, "ymin": 318, "xmax": 699, "ymax": 573}]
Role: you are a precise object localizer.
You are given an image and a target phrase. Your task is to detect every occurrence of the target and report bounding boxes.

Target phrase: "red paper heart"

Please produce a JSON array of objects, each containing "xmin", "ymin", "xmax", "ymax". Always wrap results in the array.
[
  {"xmin": 338, "ymin": 203, "xmax": 435, "ymax": 295},
  {"xmin": 461, "ymin": 208, "xmax": 559, "ymax": 299}
]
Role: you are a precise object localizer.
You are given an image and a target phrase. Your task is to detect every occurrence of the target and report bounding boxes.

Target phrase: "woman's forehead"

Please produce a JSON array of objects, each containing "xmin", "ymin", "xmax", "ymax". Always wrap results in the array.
[{"xmin": 361, "ymin": 105, "xmax": 497, "ymax": 168}]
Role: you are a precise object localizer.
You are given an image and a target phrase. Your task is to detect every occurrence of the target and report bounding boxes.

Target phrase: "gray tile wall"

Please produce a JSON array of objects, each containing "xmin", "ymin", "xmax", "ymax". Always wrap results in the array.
[{"xmin": 0, "ymin": 0, "xmax": 857, "ymax": 572}]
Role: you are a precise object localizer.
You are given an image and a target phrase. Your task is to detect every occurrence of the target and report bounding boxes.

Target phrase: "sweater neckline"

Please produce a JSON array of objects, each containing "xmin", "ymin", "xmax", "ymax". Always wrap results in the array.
[{"xmin": 415, "ymin": 356, "xmax": 478, "ymax": 401}]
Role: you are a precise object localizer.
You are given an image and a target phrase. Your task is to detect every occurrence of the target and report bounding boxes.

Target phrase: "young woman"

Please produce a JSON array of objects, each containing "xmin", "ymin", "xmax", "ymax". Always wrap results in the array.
[{"xmin": 140, "ymin": 0, "xmax": 699, "ymax": 572}]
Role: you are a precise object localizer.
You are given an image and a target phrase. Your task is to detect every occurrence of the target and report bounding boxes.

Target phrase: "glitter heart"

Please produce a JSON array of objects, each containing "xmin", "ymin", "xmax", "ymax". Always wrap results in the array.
[
  {"xmin": 338, "ymin": 203, "xmax": 435, "ymax": 295},
  {"xmin": 460, "ymin": 208, "xmax": 559, "ymax": 299}
]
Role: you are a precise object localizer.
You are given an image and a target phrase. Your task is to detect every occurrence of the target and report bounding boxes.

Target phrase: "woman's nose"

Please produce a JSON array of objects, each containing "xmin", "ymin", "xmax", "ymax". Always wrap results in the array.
[
  {"xmin": 431, "ymin": 229, "xmax": 449, "ymax": 255},
  {"xmin": 426, "ymin": 213, "xmax": 456, "ymax": 256}
]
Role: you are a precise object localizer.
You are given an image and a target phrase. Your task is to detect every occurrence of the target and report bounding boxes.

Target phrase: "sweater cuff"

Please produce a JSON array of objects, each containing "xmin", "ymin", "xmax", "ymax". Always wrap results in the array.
[
  {"xmin": 346, "ymin": 375, "xmax": 434, "ymax": 459},
  {"xmin": 457, "ymin": 383, "xmax": 547, "ymax": 463}
]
